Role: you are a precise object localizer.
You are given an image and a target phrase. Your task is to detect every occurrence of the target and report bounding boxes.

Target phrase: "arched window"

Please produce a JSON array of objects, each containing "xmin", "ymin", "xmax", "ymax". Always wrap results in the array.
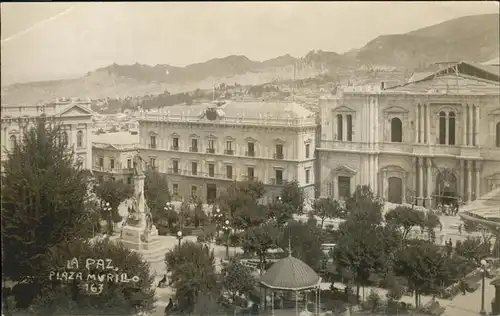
[
  {"xmin": 496, "ymin": 122, "xmax": 500, "ymax": 148},
  {"xmin": 439, "ymin": 111, "xmax": 446, "ymax": 145},
  {"xmin": 346, "ymin": 115, "xmax": 353, "ymax": 141},
  {"xmin": 390, "ymin": 117, "xmax": 403, "ymax": 142},
  {"xmin": 336, "ymin": 114, "xmax": 343, "ymax": 141},
  {"xmin": 448, "ymin": 112, "xmax": 456, "ymax": 145},
  {"xmin": 77, "ymin": 131, "xmax": 84, "ymax": 148},
  {"xmin": 9, "ymin": 135, "xmax": 16, "ymax": 149},
  {"xmin": 61, "ymin": 132, "xmax": 69, "ymax": 147}
]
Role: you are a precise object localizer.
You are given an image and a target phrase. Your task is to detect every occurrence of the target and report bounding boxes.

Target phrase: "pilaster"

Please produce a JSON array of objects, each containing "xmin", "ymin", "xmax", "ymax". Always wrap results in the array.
[{"xmin": 418, "ymin": 157, "xmax": 424, "ymax": 205}]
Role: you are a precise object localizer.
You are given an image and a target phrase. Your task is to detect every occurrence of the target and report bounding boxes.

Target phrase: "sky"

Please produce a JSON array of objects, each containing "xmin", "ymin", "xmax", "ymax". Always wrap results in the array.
[{"xmin": 1, "ymin": 1, "xmax": 499, "ymax": 85}]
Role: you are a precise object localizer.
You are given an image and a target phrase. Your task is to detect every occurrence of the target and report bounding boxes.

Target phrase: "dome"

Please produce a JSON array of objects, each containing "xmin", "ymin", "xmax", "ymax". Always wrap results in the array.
[{"xmin": 260, "ymin": 256, "xmax": 321, "ymax": 291}]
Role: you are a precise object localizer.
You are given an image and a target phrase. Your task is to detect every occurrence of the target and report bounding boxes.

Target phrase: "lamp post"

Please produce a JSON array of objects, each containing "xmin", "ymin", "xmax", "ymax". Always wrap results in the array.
[
  {"xmin": 177, "ymin": 230, "xmax": 183, "ymax": 249},
  {"xmin": 480, "ymin": 259, "xmax": 488, "ymax": 315},
  {"xmin": 214, "ymin": 207, "xmax": 223, "ymax": 238},
  {"xmin": 104, "ymin": 202, "xmax": 112, "ymax": 235},
  {"xmin": 222, "ymin": 219, "xmax": 231, "ymax": 259}
]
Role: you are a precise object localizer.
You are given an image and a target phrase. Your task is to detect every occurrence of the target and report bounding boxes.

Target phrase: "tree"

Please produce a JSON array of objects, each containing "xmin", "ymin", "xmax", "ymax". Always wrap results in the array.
[
  {"xmin": 222, "ymin": 257, "xmax": 257, "ymax": 302},
  {"xmin": 280, "ymin": 180, "xmax": 305, "ymax": 215},
  {"xmin": 241, "ymin": 223, "xmax": 279, "ymax": 273},
  {"xmin": 94, "ymin": 179, "xmax": 133, "ymax": 234},
  {"xmin": 311, "ymin": 198, "xmax": 344, "ymax": 228},
  {"xmin": 144, "ymin": 167, "xmax": 171, "ymax": 224},
  {"xmin": 1, "ymin": 119, "xmax": 92, "ymax": 290},
  {"xmin": 165, "ymin": 241, "xmax": 218, "ymax": 313},
  {"xmin": 385, "ymin": 206, "xmax": 426, "ymax": 241},
  {"xmin": 345, "ymin": 185, "xmax": 384, "ymax": 226},
  {"xmin": 179, "ymin": 200, "xmax": 193, "ymax": 227},
  {"xmin": 393, "ymin": 240, "xmax": 451, "ymax": 307},
  {"xmin": 278, "ymin": 220, "xmax": 325, "ymax": 271},
  {"xmin": 455, "ymin": 236, "xmax": 491, "ymax": 262},
  {"xmin": 194, "ymin": 199, "xmax": 209, "ymax": 227},
  {"xmin": 267, "ymin": 201, "xmax": 295, "ymax": 226},
  {"xmin": 28, "ymin": 238, "xmax": 155, "ymax": 315}
]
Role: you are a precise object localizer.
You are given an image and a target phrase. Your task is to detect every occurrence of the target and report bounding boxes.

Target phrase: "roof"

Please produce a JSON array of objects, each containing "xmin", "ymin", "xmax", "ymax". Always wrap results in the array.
[
  {"xmin": 156, "ymin": 101, "xmax": 314, "ymax": 120},
  {"xmin": 461, "ymin": 187, "xmax": 500, "ymax": 219},
  {"xmin": 92, "ymin": 132, "xmax": 140, "ymax": 147},
  {"xmin": 259, "ymin": 255, "xmax": 321, "ymax": 290},
  {"xmin": 386, "ymin": 73, "xmax": 500, "ymax": 95},
  {"xmin": 408, "ymin": 72, "xmax": 435, "ymax": 83},
  {"xmin": 483, "ymin": 57, "xmax": 500, "ymax": 66}
]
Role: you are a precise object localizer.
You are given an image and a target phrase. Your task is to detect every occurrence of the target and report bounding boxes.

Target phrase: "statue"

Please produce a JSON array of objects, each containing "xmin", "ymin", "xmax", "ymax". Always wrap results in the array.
[{"xmin": 133, "ymin": 155, "xmax": 144, "ymax": 177}]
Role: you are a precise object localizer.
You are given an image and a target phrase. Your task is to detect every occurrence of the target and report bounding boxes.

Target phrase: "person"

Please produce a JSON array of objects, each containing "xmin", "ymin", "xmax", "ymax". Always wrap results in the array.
[
  {"xmin": 158, "ymin": 274, "xmax": 167, "ymax": 288},
  {"xmin": 164, "ymin": 298, "xmax": 173, "ymax": 315},
  {"xmin": 458, "ymin": 224, "xmax": 462, "ymax": 235}
]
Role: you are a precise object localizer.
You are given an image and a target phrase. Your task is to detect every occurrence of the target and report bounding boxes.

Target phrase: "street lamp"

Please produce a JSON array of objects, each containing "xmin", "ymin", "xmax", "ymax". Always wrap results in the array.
[
  {"xmin": 177, "ymin": 230, "xmax": 183, "ymax": 249},
  {"xmin": 213, "ymin": 207, "xmax": 223, "ymax": 238},
  {"xmin": 104, "ymin": 202, "xmax": 112, "ymax": 235},
  {"xmin": 480, "ymin": 259, "xmax": 488, "ymax": 315},
  {"xmin": 222, "ymin": 219, "xmax": 231, "ymax": 259},
  {"xmin": 277, "ymin": 196, "xmax": 282, "ymax": 203}
]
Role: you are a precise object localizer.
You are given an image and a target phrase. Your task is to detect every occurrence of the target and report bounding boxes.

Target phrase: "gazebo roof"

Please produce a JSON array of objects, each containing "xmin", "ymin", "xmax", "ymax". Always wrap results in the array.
[{"xmin": 259, "ymin": 255, "xmax": 321, "ymax": 291}]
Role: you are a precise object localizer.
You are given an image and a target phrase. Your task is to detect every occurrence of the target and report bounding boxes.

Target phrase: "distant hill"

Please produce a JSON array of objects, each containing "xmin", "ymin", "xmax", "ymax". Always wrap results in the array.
[{"xmin": 2, "ymin": 13, "xmax": 498, "ymax": 105}]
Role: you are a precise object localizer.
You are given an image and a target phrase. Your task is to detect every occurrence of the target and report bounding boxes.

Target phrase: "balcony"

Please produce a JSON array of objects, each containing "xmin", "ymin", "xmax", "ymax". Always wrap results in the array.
[
  {"xmin": 169, "ymin": 169, "xmax": 237, "ymax": 180},
  {"xmin": 224, "ymin": 149, "xmax": 234, "ymax": 156},
  {"xmin": 319, "ymin": 140, "xmax": 367, "ymax": 151},
  {"xmin": 273, "ymin": 153, "xmax": 284, "ymax": 160},
  {"xmin": 206, "ymin": 148, "xmax": 216, "ymax": 154},
  {"xmin": 167, "ymin": 168, "xmax": 180, "ymax": 175},
  {"xmin": 379, "ymin": 142, "xmax": 413, "ymax": 155},
  {"xmin": 170, "ymin": 145, "xmax": 179, "ymax": 151},
  {"xmin": 242, "ymin": 175, "xmax": 257, "ymax": 181},
  {"xmin": 430, "ymin": 145, "xmax": 461, "ymax": 156},
  {"xmin": 245, "ymin": 151, "xmax": 255, "ymax": 157},
  {"xmin": 189, "ymin": 147, "xmax": 199, "ymax": 153},
  {"xmin": 149, "ymin": 144, "xmax": 157, "ymax": 149},
  {"xmin": 92, "ymin": 166, "xmax": 134, "ymax": 174},
  {"xmin": 270, "ymin": 178, "xmax": 287, "ymax": 185}
]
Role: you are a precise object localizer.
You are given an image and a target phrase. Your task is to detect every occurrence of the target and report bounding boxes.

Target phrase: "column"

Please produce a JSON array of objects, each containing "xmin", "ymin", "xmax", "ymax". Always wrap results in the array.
[
  {"xmin": 468, "ymin": 105, "xmax": 473, "ymax": 146},
  {"xmin": 445, "ymin": 114, "xmax": 449, "ymax": 145},
  {"xmin": 460, "ymin": 160, "xmax": 465, "ymax": 200},
  {"xmin": 402, "ymin": 172, "xmax": 407, "ymax": 203},
  {"xmin": 475, "ymin": 161, "xmax": 481, "ymax": 201},
  {"xmin": 418, "ymin": 157, "xmax": 424, "ymax": 205},
  {"xmin": 425, "ymin": 158, "xmax": 433, "ymax": 209},
  {"xmin": 415, "ymin": 105, "xmax": 420, "ymax": 143},
  {"xmin": 383, "ymin": 170, "xmax": 389, "ymax": 200},
  {"xmin": 474, "ymin": 106, "xmax": 480, "ymax": 147},
  {"xmin": 462, "ymin": 106, "xmax": 467, "ymax": 145},
  {"xmin": 419, "ymin": 105, "xmax": 424, "ymax": 144},
  {"xmin": 426, "ymin": 104, "xmax": 431, "ymax": 145},
  {"xmin": 412, "ymin": 157, "xmax": 417, "ymax": 202},
  {"xmin": 333, "ymin": 176, "xmax": 338, "ymax": 199},
  {"xmin": 466, "ymin": 161, "xmax": 472, "ymax": 202}
]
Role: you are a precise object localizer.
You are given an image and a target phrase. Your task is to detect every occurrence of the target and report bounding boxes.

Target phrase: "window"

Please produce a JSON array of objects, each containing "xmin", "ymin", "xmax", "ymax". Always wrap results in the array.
[
  {"xmin": 496, "ymin": 122, "xmax": 500, "ymax": 147},
  {"xmin": 191, "ymin": 162, "xmax": 198, "ymax": 175},
  {"xmin": 337, "ymin": 114, "xmax": 343, "ymax": 141},
  {"xmin": 449, "ymin": 112, "xmax": 456, "ymax": 145},
  {"xmin": 275, "ymin": 144, "xmax": 284, "ymax": 159},
  {"xmin": 127, "ymin": 177, "xmax": 132, "ymax": 185},
  {"xmin": 305, "ymin": 144, "xmax": 310, "ymax": 158},
  {"xmin": 208, "ymin": 163, "xmax": 215, "ymax": 177},
  {"xmin": 127, "ymin": 159, "xmax": 132, "ymax": 169},
  {"xmin": 338, "ymin": 176, "xmax": 351, "ymax": 200},
  {"xmin": 390, "ymin": 117, "xmax": 403, "ymax": 142},
  {"xmin": 99, "ymin": 157, "xmax": 104, "ymax": 167},
  {"xmin": 150, "ymin": 135, "xmax": 156, "ymax": 149},
  {"xmin": 190, "ymin": 139, "xmax": 198, "ymax": 152},
  {"xmin": 191, "ymin": 186, "xmax": 198, "ymax": 198},
  {"xmin": 226, "ymin": 165, "xmax": 233, "ymax": 179},
  {"xmin": 173, "ymin": 184, "xmax": 179, "ymax": 195},
  {"xmin": 61, "ymin": 131, "xmax": 69, "ymax": 146},
  {"xmin": 247, "ymin": 167, "xmax": 255, "ymax": 180},
  {"xmin": 9, "ymin": 135, "xmax": 16, "ymax": 149},
  {"xmin": 247, "ymin": 142, "xmax": 255, "ymax": 156},
  {"xmin": 225, "ymin": 141, "xmax": 234, "ymax": 155},
  {"xmin": 173, "ymin": 160, "xmax": 179, "ymax": 174},
  {"xmin": 439, "ymin": 111, "xmax": 447, "ymax": 145},
  {"xmin": 110, "ymin": 159, "xmax": 115, "ymax": 169},
  {"xmin": 77, "ymin": 130, "xmax": 84, "ymax": 148},
  {"xmin": 207, "ymin": 140, "xmax": 215, "ymax": 153},
  {"xmin": 305, "ymin": 169, "xmax": 310, "ymax": 184},
  {"xmin": 346, "ymin": 114, "xmax": 353, "ymax": 141},
  {"xmin": 149, "ymin": 157, "xmax": 156, "ymax": 168},
  {"xmin": 172, "ymin": 137, "xmax": 179, "ymax": 150},
  {"xmin": 275, "ymin": 169, "xmax": 283, "ymax": 185}
]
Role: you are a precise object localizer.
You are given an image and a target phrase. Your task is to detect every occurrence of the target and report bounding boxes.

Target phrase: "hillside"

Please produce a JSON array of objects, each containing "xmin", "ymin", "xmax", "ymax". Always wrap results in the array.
[{"xmin": 2, "ymin": 13, "xmax": 498, "ymax": 105}]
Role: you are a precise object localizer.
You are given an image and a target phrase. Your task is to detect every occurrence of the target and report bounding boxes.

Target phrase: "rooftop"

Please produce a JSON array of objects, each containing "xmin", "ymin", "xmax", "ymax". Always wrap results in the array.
[{"xmin": 92, "ymin": 132, "xmax": 139, "ymax": 149}]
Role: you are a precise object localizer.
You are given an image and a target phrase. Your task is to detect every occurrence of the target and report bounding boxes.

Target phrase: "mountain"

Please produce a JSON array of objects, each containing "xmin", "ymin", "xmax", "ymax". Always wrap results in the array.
[{"xmin": 2, "ymin": 13, "xmax": 498, "ymax": 105}]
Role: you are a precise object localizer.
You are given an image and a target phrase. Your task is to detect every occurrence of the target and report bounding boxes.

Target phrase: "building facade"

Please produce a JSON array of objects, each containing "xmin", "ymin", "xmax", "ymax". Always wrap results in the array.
[
  {"xmin": 317, "ymin": 62, "xmax": 500, "ymax": 208},
  {"xmin": 136, "ymin": 101, "xmax": 317, "ymax": 203},
  {"xmin": 92, "ymin": 132, "xmax": 140, "ymax": 183},
  {"xmin": 1, "ymin": 98, "xmax": 95, "ymax": 171}
]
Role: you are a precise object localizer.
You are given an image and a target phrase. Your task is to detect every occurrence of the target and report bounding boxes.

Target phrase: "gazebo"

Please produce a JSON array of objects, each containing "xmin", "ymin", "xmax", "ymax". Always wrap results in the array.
[{"xmin": 259, "ymin": 253, "xmax": 322, "ymax": 316}]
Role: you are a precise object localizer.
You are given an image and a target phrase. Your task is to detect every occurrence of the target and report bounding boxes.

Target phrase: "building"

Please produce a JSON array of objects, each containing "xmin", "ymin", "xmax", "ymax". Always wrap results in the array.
[
  {"xmin": 91, "ymin": 131, "xmax": 140, "ymax": 183},
  {"xmin": 136, "ymin": 101, "xmax": 317, "ymax": 203},
  {"xmin": 317, "ymin": 61, "xmax": 500, "ymax": 208},
  {"xmin": 1, "ymin": 98, "xmax": 95, "ymax": 170}
]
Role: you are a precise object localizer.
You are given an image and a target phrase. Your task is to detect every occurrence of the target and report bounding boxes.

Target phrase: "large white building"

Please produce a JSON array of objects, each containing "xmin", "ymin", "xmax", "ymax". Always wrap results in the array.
[
  {"xmin": 1, "ymin": 98, "xmax": 95, "ymax": 170},
  {"xmin": 136, "ymin": 101, "xmax": 317, "ymax": 203},
  {"xmin": 317, "ymin": 61, "xmax": 500, "ymax": 208}
]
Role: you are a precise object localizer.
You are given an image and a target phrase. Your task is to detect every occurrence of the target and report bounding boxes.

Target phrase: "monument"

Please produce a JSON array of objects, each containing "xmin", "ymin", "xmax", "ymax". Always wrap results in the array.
[{"xmin": 120, "ymin": 155, "xmax": 168, "ymax": 267}]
